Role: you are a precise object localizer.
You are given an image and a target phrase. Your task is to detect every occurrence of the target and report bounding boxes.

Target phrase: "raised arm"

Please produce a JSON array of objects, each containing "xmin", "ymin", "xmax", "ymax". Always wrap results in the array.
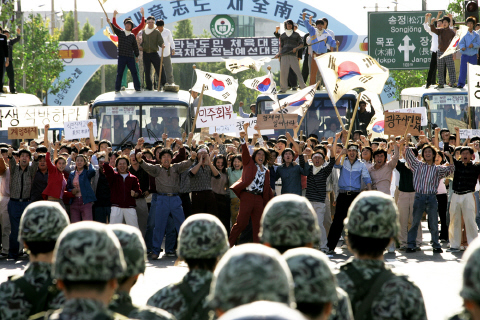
[
  {"xmin": 88, "ymin": 121, "xmax": 96, "ymax": 152},
  {"xmin": 132, "ymin": 7, "xmax": 145, "ymax": 34}
]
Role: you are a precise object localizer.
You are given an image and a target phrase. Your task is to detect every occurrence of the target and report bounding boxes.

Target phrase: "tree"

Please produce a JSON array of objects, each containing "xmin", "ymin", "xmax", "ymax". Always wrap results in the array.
[
  {"xmin": 79, "ymin": 65, "xmax": 117, "ymax": 104},
  {"xmin": 446, "ymin": 0, "xmax": 463, "ymax": 19},
  {"xmin": 82, "ymin": 19, "xmax": 95, "ymax": 41},
  {"xmin": 386, "ymin": 70, "xmax": 428, "ymax": 101},
  {"xmin": 59, "ymin": 11, "xmax": 82, "ymax": 41},
  {"xmin": 13, "ymin": 14, "xmax": 68, "ymax": 100}
]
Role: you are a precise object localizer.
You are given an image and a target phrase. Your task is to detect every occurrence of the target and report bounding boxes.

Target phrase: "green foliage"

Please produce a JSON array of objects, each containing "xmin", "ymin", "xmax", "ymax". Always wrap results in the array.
[
  {"xmin": 386, "ymin": 70, "xmax": 428, "ymax": 101},
  {"xmin": 82, "ymin": 19, "xmax": 95, "ymax": 41},
  {"xmin": 79, "ymin": 65, "xmax": 117, "ymax": 104},
  {"xmin": 59, "ymin": 11, "xmax": 82, "ymax": 41},
  {"xmin": 13, "ymin": 14, "xmax": 68, "ymax": 100},
  {"xmin": 446, "ymin": 0, "xmax": 463, "ymax": 19}
]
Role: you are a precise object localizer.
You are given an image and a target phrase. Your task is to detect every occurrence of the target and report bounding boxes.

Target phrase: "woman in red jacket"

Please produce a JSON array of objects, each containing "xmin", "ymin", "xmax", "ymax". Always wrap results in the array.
[
  {"xmin": 103, "ymin": 152, "xmax": 141, "ymax": 228},
  {"xmin": 229, "ymin": 128, "xmax": 274, "ymax": 246},
  {"xmin": 42, "ymin": 124, "xmax": 68, "ymax": 210}
]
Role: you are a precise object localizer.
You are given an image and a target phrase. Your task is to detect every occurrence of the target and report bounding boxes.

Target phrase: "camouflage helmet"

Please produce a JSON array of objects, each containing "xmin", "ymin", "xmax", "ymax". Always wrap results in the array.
[
  {"xmin": 344, "ymin": 191, "xmax": 399, "ymax": 238},
  {"xmin": 460, "ymin": 237, "xmax": 480, "ymax": 302},
  {"xmin": 19, "ymin": 201, "xmax": 70, "ymax": 242},
  {"xmin": 53, "ymin": 221, "xmax": 126, "ymax": 281},
  {"xmin": 259, "ymin": 194, "xmax": 320, "ymax": 247},
  {"xmin": 110, "ymin": 224, "xmax": 147, "ymax": 278},
  {"xmin": 208, "ymin": 243, "xmax": 295, "ymax": 312},
  {"xmin": 283, "ymin": 248, "xmax": 338, "ymax": 304},
  {"xmin": 178, "ymin": 214, "xmax": 229, "ymax": 259},
  {"xmin": 218, "ymin": 301, "xmax": 307, "ymax": 320}
]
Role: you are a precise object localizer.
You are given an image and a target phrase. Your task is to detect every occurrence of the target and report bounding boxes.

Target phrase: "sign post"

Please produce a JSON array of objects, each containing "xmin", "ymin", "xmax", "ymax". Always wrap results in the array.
[{"xmin": 368, "ymin": 11, "xmax": 442, "ymax": 70}]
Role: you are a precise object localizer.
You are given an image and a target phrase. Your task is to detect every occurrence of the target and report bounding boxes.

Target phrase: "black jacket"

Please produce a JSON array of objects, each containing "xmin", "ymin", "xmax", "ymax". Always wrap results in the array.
[
  {"xmin": 0, "ymin": 34, "xmax": 8, "ymax": 59},
  {"xmin": 112, "ymin": 24, "xmax": 139, "ymax": 58}
]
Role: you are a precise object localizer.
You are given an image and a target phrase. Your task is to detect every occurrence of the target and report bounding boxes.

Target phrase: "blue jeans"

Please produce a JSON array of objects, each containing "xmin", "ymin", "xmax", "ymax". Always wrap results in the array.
[
  {"xmin": 458, "ymin": 54, "xmax": 477, "ymax": 87},
  {"xmin": 146, "ymin": 194, "xmax": 177, "ymax": 252},
  {"xmin": 115, "ymin": 56, "xmax": 140, "ymax": 91},
  {"xmin": 152, "ymin": 195, "xmax": 185, "ymax": 255},
  {"xmin": 408, "ymin": 193, "xmax": 440, "ymax": 249},
  {"xmin": 8, "ymin": 200, "xmax": 30, "ymax": 259}
]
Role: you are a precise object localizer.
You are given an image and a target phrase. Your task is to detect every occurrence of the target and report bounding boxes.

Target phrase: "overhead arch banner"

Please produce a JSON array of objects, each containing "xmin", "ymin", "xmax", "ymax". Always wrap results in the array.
[{"xmin": 47, "ymin": 0, "xmax": 363, "ymax": 107}]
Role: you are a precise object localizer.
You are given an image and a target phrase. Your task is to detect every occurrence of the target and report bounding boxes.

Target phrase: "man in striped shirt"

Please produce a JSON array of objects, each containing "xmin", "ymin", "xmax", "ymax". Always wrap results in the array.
[
  {"xmin": 403, "ymin": 138, "xmax": 454, "ymax": 253},
  {"xmin": 302, "ymin": 132, "xmax": 340, "ymax": 252}
]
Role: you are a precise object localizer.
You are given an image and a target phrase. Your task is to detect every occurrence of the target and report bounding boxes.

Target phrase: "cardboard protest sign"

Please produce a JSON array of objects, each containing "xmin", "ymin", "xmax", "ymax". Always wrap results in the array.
[
  {"xmin": 384, "ymin": 112, "xmax": 421, "ymax": 136},
  {"xmin": 194, "ymin": 105, "xmax": 235, "ymax": 128},
  {"xmin": 459, "ymin": 129, "xmax": 480, "ymax": 139},
  {"xmin": 389, "ymin": 107, "xmax": 428, "ymax": 126},
  {"xmin": 64, "ymin": 119, "xmax": 97, "ymax": 140},
  {"xmin": 8, "ymin": 127, "xmax": 38, "ymax": 139},
  {"xmin": 256, "ymin": 114, "xmax": 298, "ymax": 130}
]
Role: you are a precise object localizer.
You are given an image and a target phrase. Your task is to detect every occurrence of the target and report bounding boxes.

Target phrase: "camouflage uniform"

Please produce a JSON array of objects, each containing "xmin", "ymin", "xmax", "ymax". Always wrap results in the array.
[
  {"xmin": 148, "ymin": 214, "xmax": 229, "ymax": 320},
  {"xmin": 0, "ymin": 202, "xmax": 69, "ymax": 319},
  {"xmin": 208, "ymin": 243, "xmax": 295, "ymax": 312},
  {"xmin": 259, "ymin": 194, "xmax": 320, "ymax": 247},
  {"xmin": 47, "ymin": 221, "xmax": 129, "ymax": 320},
  {"xmin": 109, "ymin": 225, "xmax": 175, "ymax": 320},
  {"xmin": 336, "ymin": 191, "xmax": 427, "ymax": 320},
  {"xmin": 448, "ymin": 236, "xmax": 480, "ymax": 320},
  {"xmin": 284, "ymin": 248, "xmax": 353, "ymax": 320},
  {"xmin": 218, "ymin": 301, "xmax": 307, "ymax": 320}
]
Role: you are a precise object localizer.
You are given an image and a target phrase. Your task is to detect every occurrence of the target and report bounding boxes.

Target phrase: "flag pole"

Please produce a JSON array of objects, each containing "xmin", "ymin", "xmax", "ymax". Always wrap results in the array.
[
  {"xmin": 333, "ymin": 103, "xmax": 346, "ymax": 131},
  {"xmin": 341, "ymin": 92, "xmax": 362, "ymax": 165},
  {"xmin": 294, "ymin": 81, "xmax": 320, "ymax": 139},
  {"xmin": 157, "ymin": 47, "xmax": 164, "ymax": 91},
  {"xmin": 187, "ymin": 64, "xmax": 197, "ymax": 111},
  {"xmin": 268, "ymin": 65, "xmax": 289, "ymax": 133},
  {"xmin": 190, "ymin": 84, "xmax": 206, "ymax": 139},
  {"xmin": 97, "ymin": 0, "xmax": 114, "ymax": 32}
]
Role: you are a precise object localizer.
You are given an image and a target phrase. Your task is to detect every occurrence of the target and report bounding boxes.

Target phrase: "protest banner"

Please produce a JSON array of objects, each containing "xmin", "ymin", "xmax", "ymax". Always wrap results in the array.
[
  {"xmin": 445, "ymin": 117, "xmax": 468, "ymax": 134},
  {"xmin": 194, "ymin": 104, "xmax": 235, "ymax": 128},
  {"xmin": 256, "ymin": 114, "xmax": 298, "ymax": 130},
  {"xmin": 209, "ymin": 117, "xmax": 274, "ymax": 136},
  {"xmin": 64, "ymin": 119, "xmax": 97, "ymax": 140},
  {"xmin": 0, "ymin": 106, "xmax": 89, "ymax": 130},
  {"xmin": 8, "ymin": 127, "xmax": 38, "ymax": 140},
  {"xmin": 459, "ymin": 129, "xmax": 480, "ymax": 139},
  {"xmin": 384, "ymin": 112, "xmax": 421, "ymax": 136},
  {"xmin": 389, "ymin": 107, "xmax": 428, "ymax": 126}
]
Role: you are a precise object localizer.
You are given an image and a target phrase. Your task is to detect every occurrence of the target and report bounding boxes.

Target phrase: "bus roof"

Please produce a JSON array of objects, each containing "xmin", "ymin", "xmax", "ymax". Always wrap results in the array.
[
  {"xmin": 401, "ymin": 86, "xmax": 467, "ymax": 98},
  {"xmin": 256, "ymin": 88, "xmax": 358, "ymax": 101},
  {"xmin": 0, "ymin": 93, "xmax": 43, "ymax": 107},
  {"xmin": 93, "ymin": 89, "xmax": 192, "ymax": 107}
]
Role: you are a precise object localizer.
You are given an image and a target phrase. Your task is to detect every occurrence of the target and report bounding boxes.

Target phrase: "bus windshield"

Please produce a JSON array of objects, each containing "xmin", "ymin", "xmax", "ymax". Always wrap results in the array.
[
  {"xmin": 92, "ymin": 105, "xmax": 188, "ymax": 146},
  {"xmin": 424, "ymin": 94, "xmax": 469, "ymax": 130},
  {"xmin": 260, "ymin": 98, "xmax": 353, "ymax": 138}
]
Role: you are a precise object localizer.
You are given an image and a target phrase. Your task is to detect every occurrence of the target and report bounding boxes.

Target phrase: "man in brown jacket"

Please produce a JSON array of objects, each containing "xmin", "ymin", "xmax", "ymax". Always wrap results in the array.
[
  {"xmin": 430, "ymin": 12, "xmax": 456, "ymax": 88},
  {"xmin": 142, "ymin": 15, "xmax": 164, "ymax": 91}
]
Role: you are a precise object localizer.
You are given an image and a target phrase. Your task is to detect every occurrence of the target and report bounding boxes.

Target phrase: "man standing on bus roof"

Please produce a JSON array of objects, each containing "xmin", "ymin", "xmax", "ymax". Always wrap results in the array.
[
  {"xmin": 429, "ymin": 12, "xmax": 456, "ymax": 88},
  {"xmin": 142, "ymin": 15, "xmax": 164, "ymax": 91},
  {"xmin": 3, "ymin": 28, "xmax": 20, "ymax": 94},
  {"xmin": 0, "ymin": 26, "xmax": 9, "ymax": 94},
  {"xmin": 457, "ymin": 16, "xmax": 480, "ymax": 88},
  {"xmin": 107, "ymin": 14, "xmax": 141, "ymax": 93},
  {"xmin": 156, "ymin": 19, "xmax": 176, "ymax": 89}
]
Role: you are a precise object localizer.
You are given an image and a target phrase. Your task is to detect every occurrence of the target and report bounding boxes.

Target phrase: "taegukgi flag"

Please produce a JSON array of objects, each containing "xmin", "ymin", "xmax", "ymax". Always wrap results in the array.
[
  {"xmin": 192, "ymin": 69, "xmax": 238, "ymax": 104},
  {"xmin": 439, "ymin": 25, "xmax": 469, "ymax": 59},
  {"xmin": 243, "ymin": 73, "xmax": 277, "ymax": 96},
  {"xmin": 224, "ymin": 57, "xmax": 272, "ymax": 74},
  {"xmin": 271, "ymin": 84, "xmax": 317, "ymax": 116},
  {"xmin": 316, "ymin": 52, "xmax": 389, "ymax": 105}
]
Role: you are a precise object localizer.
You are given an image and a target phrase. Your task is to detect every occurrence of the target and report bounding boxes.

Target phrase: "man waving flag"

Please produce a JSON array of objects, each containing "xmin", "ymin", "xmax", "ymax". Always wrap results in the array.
[
  {"xmin": 316, "ymin": 52, "xmax": 389, "ymax": 105},
  {"xmin": 192, "ymin": 69, "xmax": 239, "ymax": 104}
]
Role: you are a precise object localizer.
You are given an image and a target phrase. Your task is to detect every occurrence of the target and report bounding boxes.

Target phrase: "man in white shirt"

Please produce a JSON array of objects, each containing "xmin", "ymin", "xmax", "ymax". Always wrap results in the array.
[
  {"xmin": 156, "ymin": 19, "xmax": 175, "ymax": 87},
  {"xmin": 424, "ymin": 13, "xmax": 439, "ymax": 88}
]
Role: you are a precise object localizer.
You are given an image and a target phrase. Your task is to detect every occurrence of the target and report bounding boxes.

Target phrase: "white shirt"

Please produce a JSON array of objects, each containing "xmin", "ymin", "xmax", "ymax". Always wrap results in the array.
[
  {"xmin": 325, "ymin": 28, "xmax": 335, "ymax": 50},
  {"xmin": 160, "ymin": 28, "xmax": 175, "ymax": 57},
  {"xmin": 423, "ymin": 22, "xmax": 438, "ymax": 52}
]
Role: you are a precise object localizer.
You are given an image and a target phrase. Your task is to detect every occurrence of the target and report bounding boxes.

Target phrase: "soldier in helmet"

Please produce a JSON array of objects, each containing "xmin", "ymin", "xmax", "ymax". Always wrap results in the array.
[
  {"xmin": 46, "ymin": 221, "xmax": 129, "ymax": 320},
  {"xmin": 218, "ymin": 301, "xmax": 307, "ymax": 320},
  {"xmin": 147, "ymin": 214, "xmax": 229, "ymax": 320},
  {"xmin": 284, "ymin": 248, "xmax": 352, "ymax": 320},
  {"xmin": 260, "ymin": 195, "xmax": 353, "ymax": 320},
  {"xmin": 0, "ymin": 202, "xmax": 69, "ymax": 319},
  {"xmin": 336, "ymin": 191, "xmax": 427, "ymax": 320},
  {"xmin": 109, "ymin": 224, "xmax": 175, "ymax": 320},
  {"xmin": 208, "ymin": 243, "xmax": 295, "ymax": 318},
  {"xmin": 448, "ymin": 237, "xmax": 480, "ymax": 319}
]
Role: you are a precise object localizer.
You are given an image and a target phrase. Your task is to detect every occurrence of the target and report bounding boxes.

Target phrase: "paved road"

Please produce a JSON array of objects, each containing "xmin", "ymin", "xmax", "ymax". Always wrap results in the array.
[{"xmin": 0, "ymin": 222, "xmax": 465, "ymax": 320}]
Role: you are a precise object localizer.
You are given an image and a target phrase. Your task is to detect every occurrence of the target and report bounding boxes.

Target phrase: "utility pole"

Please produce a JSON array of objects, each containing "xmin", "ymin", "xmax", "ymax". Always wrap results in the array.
[
  {"xmin": 74, "ymin": 0, "xmax": 78, "ymax": 41},
  {"xmin": 101, "ymin": 17, "xmax": 105, "ymax": 94},
  {"xmin": 51, "ymin": 0, "xmax": 54, "ymax": 35},
  {"xmin": 375, "ymin": 3, "xmax": 378, "ymax": 12},
  {"xmin": 17, "ymin": 0, "xmax": 26, "ymax": 90},
  {"xmin": 422, "ymin": 0, "xmax": 427, "ymax": 11}
]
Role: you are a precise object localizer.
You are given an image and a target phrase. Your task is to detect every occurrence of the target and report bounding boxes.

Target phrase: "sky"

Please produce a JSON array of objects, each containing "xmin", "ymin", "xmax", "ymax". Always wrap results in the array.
[{"xmin": 18, "ymin": 0, "xmax": 454, "ymax": 35}]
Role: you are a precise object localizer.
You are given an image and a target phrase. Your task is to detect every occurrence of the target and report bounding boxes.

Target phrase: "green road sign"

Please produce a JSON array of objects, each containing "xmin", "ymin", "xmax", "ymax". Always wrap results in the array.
[
  {"xmin": 368, "ymin": 11, "xmax": 444, "ymax": 70},
  {"xmin": 210, "ymin": 15, "xmax": 236, "ymax": 38}
]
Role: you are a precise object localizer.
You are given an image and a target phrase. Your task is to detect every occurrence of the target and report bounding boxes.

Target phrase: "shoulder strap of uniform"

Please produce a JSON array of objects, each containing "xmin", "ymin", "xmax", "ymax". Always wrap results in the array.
[
  {"xmin": 177, "ymin": 279, "xmax": 211, "ymax": 320},
  {"xmin": 355, "ymin": 269, "xmax": 395, "ymax": 320},
  {"xmin": 10, "ymin": 275, "xmax": 59, "ymax": 316}
]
